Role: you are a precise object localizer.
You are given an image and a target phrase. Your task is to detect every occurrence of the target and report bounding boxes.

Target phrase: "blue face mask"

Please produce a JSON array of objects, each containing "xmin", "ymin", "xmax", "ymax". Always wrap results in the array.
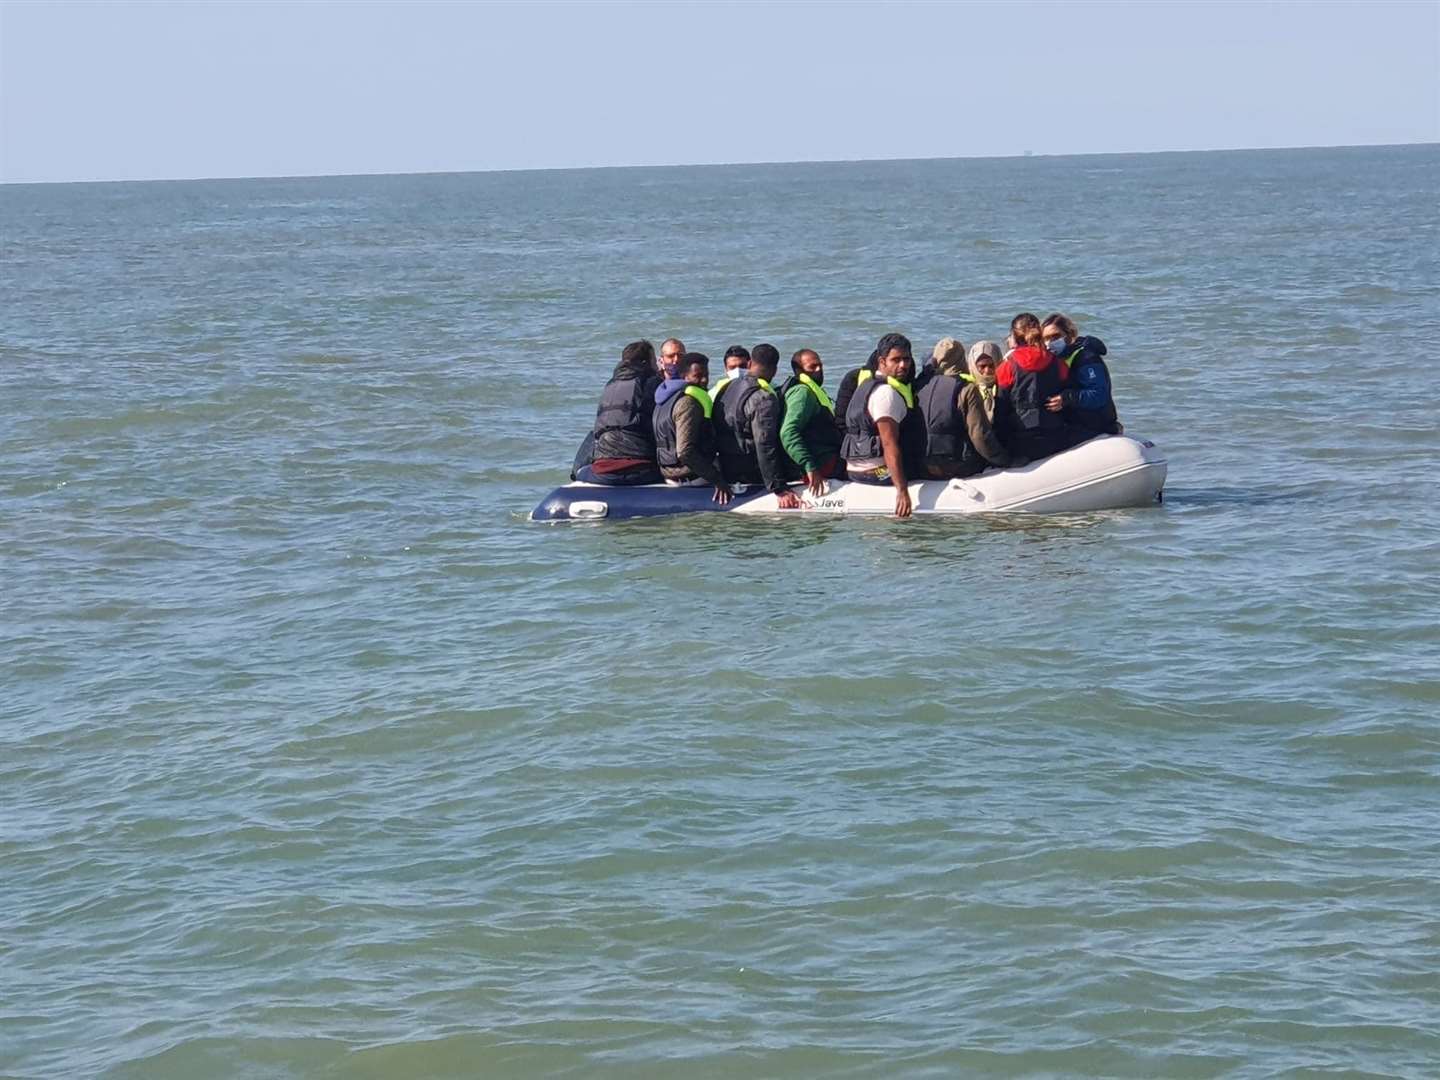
[{"xmin": 1045, "ymin": 337, "xmax": 1069, "ymax": 358}]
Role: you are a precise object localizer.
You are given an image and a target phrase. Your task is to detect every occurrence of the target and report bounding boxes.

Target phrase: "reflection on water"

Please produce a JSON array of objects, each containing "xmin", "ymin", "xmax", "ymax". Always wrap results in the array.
[{"xmin": 1163, "ymin": 484, "xmax": 1319, "ymax": 507}]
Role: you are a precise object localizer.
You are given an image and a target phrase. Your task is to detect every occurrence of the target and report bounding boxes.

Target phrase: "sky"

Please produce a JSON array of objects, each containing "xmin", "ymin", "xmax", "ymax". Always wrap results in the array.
[{"xmin": 1, "ymin": 0, "xmax": 1437, "ymax": 183}]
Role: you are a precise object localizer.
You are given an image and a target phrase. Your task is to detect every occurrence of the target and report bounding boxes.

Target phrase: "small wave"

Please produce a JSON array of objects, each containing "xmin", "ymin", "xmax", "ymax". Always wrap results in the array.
[
  {"xmin": 1340, "ymin": 284, "xmax": 1406, "ymax": 301},
  {"xmin": 370, "ymin": 293, "xmax": 428, "ymax": 309}
]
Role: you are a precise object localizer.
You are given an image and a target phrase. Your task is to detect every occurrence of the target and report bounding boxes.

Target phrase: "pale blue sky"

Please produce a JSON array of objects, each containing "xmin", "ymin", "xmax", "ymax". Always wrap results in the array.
[{"xmin": 2, "ymin": 0, "xmax": 1437, "ymax": 183}]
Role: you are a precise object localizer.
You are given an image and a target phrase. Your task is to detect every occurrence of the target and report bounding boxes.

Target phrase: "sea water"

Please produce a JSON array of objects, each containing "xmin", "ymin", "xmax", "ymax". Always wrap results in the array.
[{"xmin": 3, "ymin": 146, "xmax": 1439, "ymax": 1077}]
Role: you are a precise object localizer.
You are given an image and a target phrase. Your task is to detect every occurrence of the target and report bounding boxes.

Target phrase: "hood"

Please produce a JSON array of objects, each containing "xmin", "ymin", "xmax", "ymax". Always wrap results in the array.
[
  {"xmin": 1009, "ymin": 345, "xmax": 1055, "ymax": 373},
  {"xmin": 1072, "ymin": 335, "xmax": 1107, "ymax": 359},
  {"xmin": 654, "ymin": 378, "xmax": 690, "ymax": 406},
  {"xmin": 932, "ymin": 337, "xmax": 966, "ymax": 377}
]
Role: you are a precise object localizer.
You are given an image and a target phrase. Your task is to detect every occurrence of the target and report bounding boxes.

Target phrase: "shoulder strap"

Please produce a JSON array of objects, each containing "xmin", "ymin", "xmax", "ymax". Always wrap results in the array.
[
  {"xmin": 884, "ymin": 376, "xmax": 915, "ymax": 410},
  {"xmin": 683, "ymin": 384, "xmax": 714, "ymax": 419},
  {"xmin": 798, "ymin": 372, "xmax": 834, "ymax": 413}
]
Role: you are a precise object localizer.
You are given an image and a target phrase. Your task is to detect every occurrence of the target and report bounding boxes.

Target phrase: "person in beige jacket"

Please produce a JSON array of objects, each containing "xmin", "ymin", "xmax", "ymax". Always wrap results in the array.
[{"xmin": 962, "ymin": 340, "xmax": 1027, "ymax": 470}]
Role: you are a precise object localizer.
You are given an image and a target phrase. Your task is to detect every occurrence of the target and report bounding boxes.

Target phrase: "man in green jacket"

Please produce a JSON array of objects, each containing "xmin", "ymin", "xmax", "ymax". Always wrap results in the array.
[{"xmin": 780, "ymin": 348, "xmax": 844, "ymax": 496}]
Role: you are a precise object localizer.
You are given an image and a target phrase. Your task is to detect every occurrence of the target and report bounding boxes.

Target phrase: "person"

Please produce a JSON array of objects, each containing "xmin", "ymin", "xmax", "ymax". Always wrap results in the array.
[
  {"xmin": 916, "ymin": 337, "xmax": 984, "ymax": 478},
  {"xmin": 961, "ymin": 340, "xmax": 1026, "ymax": 470},
  {"xmin": 996, "ymin": 317, "xmax": 1086, "ymax": 461},
  {"xmin": 653, "ymin": 351, "xmax": 732, "ymax": 504},
  {"xmin": 840, "ymin": 332, "xmax": 917, "ymax": 518},
  {"xmin": 658, "ymin": 337, "xmax": 686, "ymax": 379},
  {"xmin": 780, "ymin": 348, "xmax": 844, "ymax": 496},
  {"xmin": 576, "ymin": 339, "xmax": 663, "ymax": 485},
  {"xmin": 916, "ymin": 337, "xmax": 955, "ymax": 386},
  {"xmin": 1040, "ymin": 313, "xmax": 1121, "ymax": 437},
  {"xmin": 831, "ymin": 348, "xmax": 880, "ymax": 437},
  {"xmin": 1004, "ymin": 312, "xmax": 1040, "ymax": 359},
  {"xmin": 715, "ymin": 345, "xmax": 751, "ymax": 389},
  {"xmin": 711, "ymin": 343, "xmax": 801, "ymax": 508}
]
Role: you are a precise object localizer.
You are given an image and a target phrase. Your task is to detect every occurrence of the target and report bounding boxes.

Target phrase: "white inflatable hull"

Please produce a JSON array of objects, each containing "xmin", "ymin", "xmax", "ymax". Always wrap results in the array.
[{"xmin": 531, "ymin": 435, "xmax": 1167, "ymax": 521}]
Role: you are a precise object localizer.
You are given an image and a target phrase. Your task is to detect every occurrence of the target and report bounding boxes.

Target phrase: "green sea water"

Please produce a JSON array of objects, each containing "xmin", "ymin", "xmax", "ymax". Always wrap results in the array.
[{"xmin": 3, "ymin": 145, "xmax": 1439, "ymax": 1077}]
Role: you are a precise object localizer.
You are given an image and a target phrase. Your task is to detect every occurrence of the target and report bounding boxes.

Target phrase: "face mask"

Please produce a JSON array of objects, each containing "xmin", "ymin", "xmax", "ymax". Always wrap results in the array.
[
  {"xmin": 803, "ymin": 370, "xmax": 823, "ymax": 387},
  {"xmin": 1045, "ymin": 337, "xmax": 1068, "ymax": 358}
]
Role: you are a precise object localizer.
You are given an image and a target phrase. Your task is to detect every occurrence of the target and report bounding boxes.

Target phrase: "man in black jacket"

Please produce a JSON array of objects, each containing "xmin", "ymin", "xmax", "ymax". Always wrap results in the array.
[
  {"xmin": 711, "ymin": 343, "xmax": 801, "ymax": 509},
  {"xmin": 574, "ymin": 339, "xmax": 663, "ymax": 484}
]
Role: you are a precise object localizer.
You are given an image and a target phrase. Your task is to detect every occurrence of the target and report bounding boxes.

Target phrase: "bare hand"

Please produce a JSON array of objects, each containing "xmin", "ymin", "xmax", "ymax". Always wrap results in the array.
[
  {"xmin": 1045, "ymin": 395, "xmax": 1064, "ymax": 412},
  {"xmin": 894, "ymin": 488, "xmax": 913, "ymax": 518},
  {"xmin": 805, "ymin": 470, "xmax": 827, "ymax": 497},
  {"xmin": 713, "ymin": 484, "xmax": 733, "ymax": 505},
  {"xmin": 776, "ymin": 490, "xmax": 801, "ymax": 510}
]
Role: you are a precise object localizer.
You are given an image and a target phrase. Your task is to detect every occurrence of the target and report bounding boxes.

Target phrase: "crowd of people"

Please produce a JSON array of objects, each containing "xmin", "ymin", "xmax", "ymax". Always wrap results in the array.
[{"xmin": 571, "ymin": 313, "xmax": 1123, "ymax": 518}]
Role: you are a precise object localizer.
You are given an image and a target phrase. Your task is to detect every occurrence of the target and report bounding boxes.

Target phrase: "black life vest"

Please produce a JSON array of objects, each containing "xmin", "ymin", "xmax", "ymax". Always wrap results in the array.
[
  {"xmin": 902, "ymin": 366, "xmax": 933, "ymax": 475},
  {"xmin": 1008, "ymin": 356, "xmax": 1067, "ymax": 432},
  {"xmin": 652, "ymin": 386, "xmax": 714, "ymax": 470},
  {"xmin": 592, "ymin": 375, "xmax": 658, "ymax": 462},
  {"xmin": 712, "ymin": 376, "xmax": 768, "ymax": 462},
  {"xmin": 841, "ymin": 375, "xmax": 914, "ymax": 463},
  {"xmin": 831, "ymin": 366, "xmax": 868, "ymax": 437},
  {"xmin": 918, "ymin": 373, "xmax": 972, "ymax": 466}
]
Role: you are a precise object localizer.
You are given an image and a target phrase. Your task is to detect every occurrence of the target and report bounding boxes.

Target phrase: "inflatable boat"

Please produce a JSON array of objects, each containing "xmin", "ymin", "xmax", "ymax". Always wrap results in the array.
[{"xmin": 531, "ymin": 435, "xmax": 1166, "ymax": 521}]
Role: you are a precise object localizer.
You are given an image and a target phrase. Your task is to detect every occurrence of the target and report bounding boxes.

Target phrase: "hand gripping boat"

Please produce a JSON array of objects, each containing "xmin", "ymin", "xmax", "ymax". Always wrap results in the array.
[{"xmin": 531, "ymin": 435, "xmax": 1166, "ymax": 521}]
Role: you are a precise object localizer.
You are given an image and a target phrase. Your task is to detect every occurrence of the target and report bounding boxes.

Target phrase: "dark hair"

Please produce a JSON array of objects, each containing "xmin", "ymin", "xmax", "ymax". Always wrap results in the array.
[
  {"xmin": 1042, "ymin": 313, "xmax": 1078, "ymax": 341},
  {"xmin": 677, "ymin": 351, "xmax": 709, "ymax": 377},
  {"xmin": 790, "ymin": 348, "xmax": 818, "ymax": 373},
  {"xmin": 864, "ymin": 348, "xmax": 879, "ymax": 372},
  {"xmin": 723, "ymin": 345, "xmax": 751, "ymax": 362},
  {"xmin": 613, "ymin": 339, "xmax": 655, "ymax": 380},
  {"xmin": 1011, "ymin": 312, "xmax": 1041, "ymax": 346},
  {"xmin": 750, "ymin": 343, "xmax": 780, "ymax": 370},
  {"xmin": 875, "ymin": 333, "xmax": 912, "ymax": 360}
]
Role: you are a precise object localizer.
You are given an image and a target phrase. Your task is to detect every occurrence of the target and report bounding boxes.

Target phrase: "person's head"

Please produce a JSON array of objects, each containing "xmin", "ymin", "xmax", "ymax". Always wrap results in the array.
[
  {"xmin": 1010, "ymin": 313, "xmax": 1042, "ymax": 348},
  {"xmin": 791, "ymin": 348, "xmax": 823, "ymax": 383},
  {"xmin": 614, "ymin": 339, "xmax": 655, "ymax": 380},
  {"xmin": 966, "ymin": 340, "xmax": 1002, "ymax": 386},
  {"xmin": 1041, "ymin": 314, "xmax": 1078, "ymax": 358},
  {"xmin": 677, "ymin": 351, "xmax": 709, "ymax": 388},
  {"xmin": 659, "ymin": 337, "xmax": 686, "ymax": 377},
  {"xmin": 874, "ymin": 332, "xmax": 915, "ymax": 383},
  {"xmin": 932, "ymin": 336, "xmax": 966, "ymax": 377},
  {"xmin": 749, "ymin": 343, "xmax": 780, "ymax": 381},
  {"xmin": 722, "ymin": 345, "xmax": 751, "ymax": 375},
  {"xmin": 864, "ymin": 349, "xmax": 880, "ymax": 372}
]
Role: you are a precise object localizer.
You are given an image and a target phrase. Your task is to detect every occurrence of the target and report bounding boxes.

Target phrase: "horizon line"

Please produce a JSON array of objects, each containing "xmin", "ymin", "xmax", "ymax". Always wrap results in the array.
[{"xmin": 3, "ymin": 138, "xmax": 1436, "ymax": 188}]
